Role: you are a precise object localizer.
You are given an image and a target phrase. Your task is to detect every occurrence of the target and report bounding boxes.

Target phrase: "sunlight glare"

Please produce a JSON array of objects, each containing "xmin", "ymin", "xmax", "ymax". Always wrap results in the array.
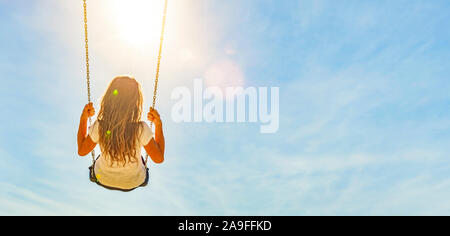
[
  {"xmin": 111, "ymin": 0, "xmax": 165, "ymax": 47},
  {"xmin": 180, "ymin": 48, "xmax": 194, "ymax": 62}
]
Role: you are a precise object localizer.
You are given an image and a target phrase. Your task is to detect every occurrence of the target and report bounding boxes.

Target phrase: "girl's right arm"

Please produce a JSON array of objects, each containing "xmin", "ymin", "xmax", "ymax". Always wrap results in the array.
[{"xmin": 144, "ymin": 108, "xmax": 165, "ymax": 164}]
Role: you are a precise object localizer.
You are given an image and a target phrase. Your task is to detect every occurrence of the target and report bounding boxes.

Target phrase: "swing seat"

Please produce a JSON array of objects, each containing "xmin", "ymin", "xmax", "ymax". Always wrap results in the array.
[{"xmin": 89, "ymin": 156, "xmax": 149, "ymax": 192}]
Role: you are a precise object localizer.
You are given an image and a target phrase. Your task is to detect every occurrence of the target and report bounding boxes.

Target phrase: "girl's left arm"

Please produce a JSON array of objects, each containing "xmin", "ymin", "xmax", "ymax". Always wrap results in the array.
[{"xmin": 77, "ymin": 103, "xmax": 97, "ymax": 156}]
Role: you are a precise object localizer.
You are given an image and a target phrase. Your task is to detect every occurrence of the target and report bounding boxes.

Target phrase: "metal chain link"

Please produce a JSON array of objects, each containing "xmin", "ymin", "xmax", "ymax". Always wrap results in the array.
[
  {"xmin": 83, "ymin": 0, "xmax": 96, "ymax": 164},
  {"xmin": 145, "ymin": 0, "xmax": 169, "ymax": 166}
]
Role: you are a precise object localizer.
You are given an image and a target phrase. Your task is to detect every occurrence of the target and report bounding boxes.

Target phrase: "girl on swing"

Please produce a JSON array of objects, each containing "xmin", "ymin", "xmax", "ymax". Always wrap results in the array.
[{"xmin": 77, "ymin": 75, "xmax": 165, "ymax": 191}]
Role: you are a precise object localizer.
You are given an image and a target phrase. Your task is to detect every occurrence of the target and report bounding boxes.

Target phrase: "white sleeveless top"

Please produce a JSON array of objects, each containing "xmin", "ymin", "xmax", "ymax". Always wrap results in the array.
[{"xmin": 88, "ymin": 121, "xmax": 153, "ymax": 190}]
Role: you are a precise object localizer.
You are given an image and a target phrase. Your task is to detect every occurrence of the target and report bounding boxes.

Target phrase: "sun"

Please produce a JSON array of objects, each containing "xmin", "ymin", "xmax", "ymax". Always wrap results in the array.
[{"xmin": 111, "ymin": 0, "xmax": 165, "ymax": 47}]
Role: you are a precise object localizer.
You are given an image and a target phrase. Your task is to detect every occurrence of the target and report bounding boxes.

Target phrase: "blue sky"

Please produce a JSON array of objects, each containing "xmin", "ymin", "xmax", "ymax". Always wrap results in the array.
[{"xmin": 0, "ymin": 0, "xmax": 449, "ymax": 215}]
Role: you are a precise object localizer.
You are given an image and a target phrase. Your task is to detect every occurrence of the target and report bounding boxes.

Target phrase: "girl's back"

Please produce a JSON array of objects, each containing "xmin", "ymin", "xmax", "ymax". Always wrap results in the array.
[{"xmin": 77, "ymin": 76, "xmax": 165, "ymax": 191}]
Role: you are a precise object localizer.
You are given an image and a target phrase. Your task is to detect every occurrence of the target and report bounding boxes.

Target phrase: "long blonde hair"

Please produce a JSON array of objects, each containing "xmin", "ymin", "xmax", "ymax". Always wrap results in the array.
[{"xmin": 97, "ymin": 76, "xmax": 144, "ymax": 165}]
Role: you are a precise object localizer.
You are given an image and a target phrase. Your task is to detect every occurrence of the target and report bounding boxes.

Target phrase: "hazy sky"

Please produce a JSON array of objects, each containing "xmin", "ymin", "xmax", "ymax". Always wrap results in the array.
[{"xmin": 0, "ymin": 0, "xmax": 449, "ymax": 215}]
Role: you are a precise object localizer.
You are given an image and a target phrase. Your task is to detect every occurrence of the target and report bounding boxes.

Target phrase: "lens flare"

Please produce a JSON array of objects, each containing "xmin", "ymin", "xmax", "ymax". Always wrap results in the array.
[{"xmin": 204, "ymin": 60, "xmax": 246, "ymax": 94}]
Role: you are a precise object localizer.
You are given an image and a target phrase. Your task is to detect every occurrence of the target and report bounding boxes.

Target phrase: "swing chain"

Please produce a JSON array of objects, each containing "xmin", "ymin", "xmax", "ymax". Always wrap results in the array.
[
  {"xmin": 83, "ymin": 0, "xmax": 95, "ymax": 164},
  {"xmin": 82, "ymin": 0, "xmax": 166, "ymax": 166},
  {"xmin": 145, "ymin": 0, "xmax": 168, "ymax": 166}
]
